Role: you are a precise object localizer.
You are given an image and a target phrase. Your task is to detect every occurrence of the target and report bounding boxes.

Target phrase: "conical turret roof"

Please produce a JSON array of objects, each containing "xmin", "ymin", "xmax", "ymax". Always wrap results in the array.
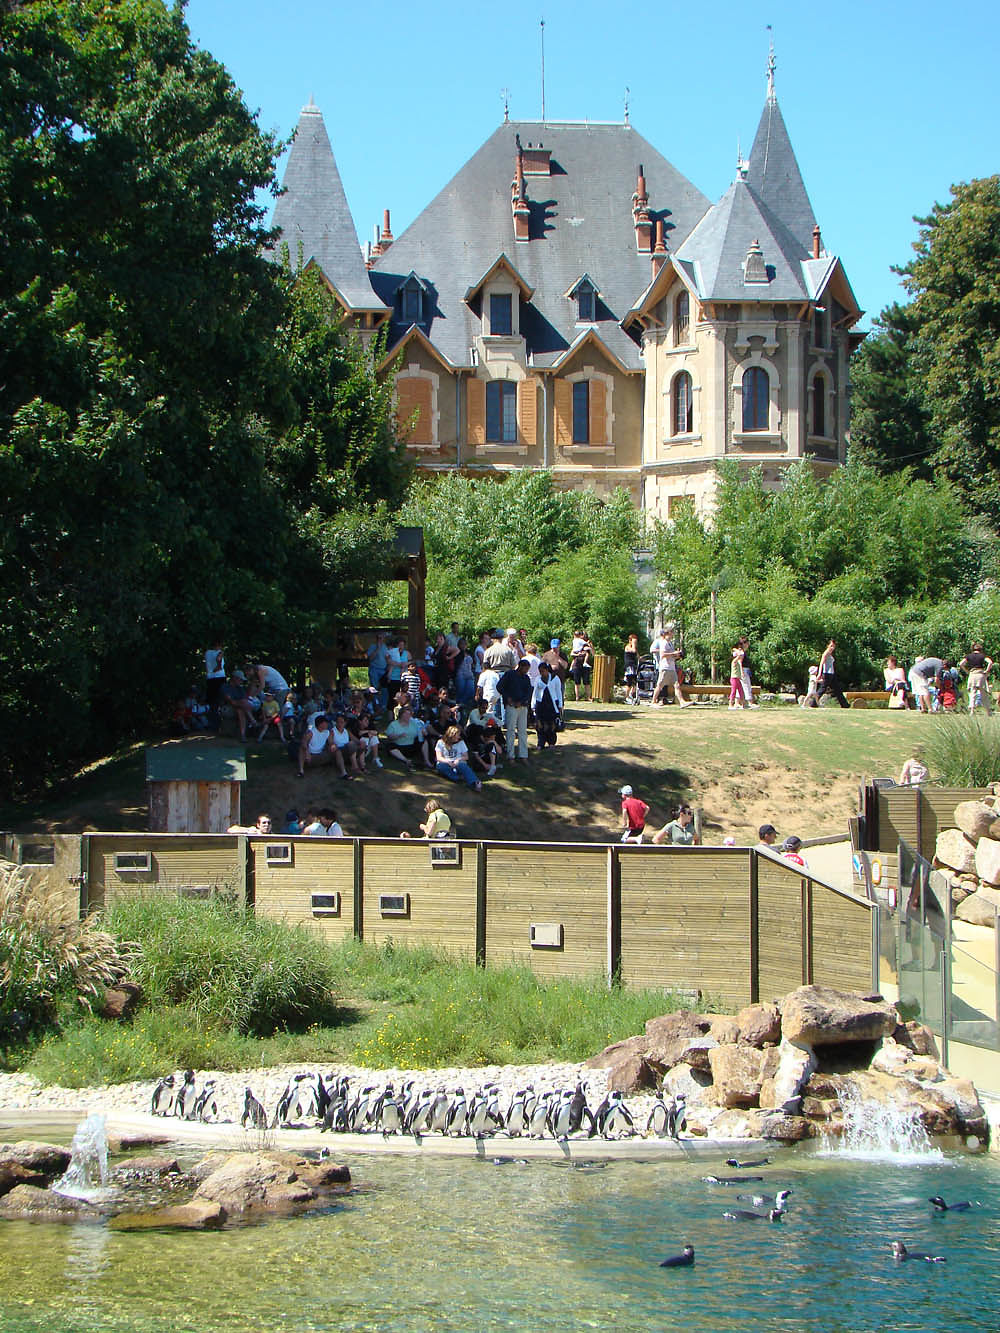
[{"xmin": 746, "ymin": 96, "xmax": 817, "ymax": 254}]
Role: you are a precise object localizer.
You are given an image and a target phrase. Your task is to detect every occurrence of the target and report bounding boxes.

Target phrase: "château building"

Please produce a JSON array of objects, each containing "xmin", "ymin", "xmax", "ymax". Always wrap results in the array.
[{"xmin": 270, "ymin": 70, "xmax": 864, "ymax": 519}]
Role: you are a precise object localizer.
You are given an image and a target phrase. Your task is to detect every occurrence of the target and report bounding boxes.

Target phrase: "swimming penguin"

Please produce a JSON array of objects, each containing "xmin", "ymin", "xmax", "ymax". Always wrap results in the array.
[
  {"xmin": 722, "ymin": 1207, "xmax": 784, "ymax": 1222},
  {"xmin": 891, "ymin": 1241, "xmax": 946, "ymax": 1262},
  {"xmin": 193, "ymin": 1079, "xmax": 219, "ymax": 1123},
  {"xmin": 928, "ymin": 1195, "xmax": 973, "ymax": 1212},
  {"xmin": 446, "ymin": 1088, "xmax": 469, "ymax": 1136},
  {"xmin": 150, "ymin": 1074, "xmax": 176, "ymax": 1117},
  {"xmin": 174, "ymin": 1070, "xmax": 198, "ymax": 1119},
  {"xmin": 241, "ymin": 1088, "xmax": 268, "ymax": 1130},
  {"xmin": 702, "ymin": 1174, "xmax": 766, "ymax": 1186},
  {"xmin": 659, "ymin": 1245, "xmax": 695, "ymax": 1268},
  {"xmin": 726, "ymin": 1157, "xmax": 771, "ymax": 1169},
  {"xmin": 738, "ymin": 1189, "xmax": 791, "ymax": 1210}
]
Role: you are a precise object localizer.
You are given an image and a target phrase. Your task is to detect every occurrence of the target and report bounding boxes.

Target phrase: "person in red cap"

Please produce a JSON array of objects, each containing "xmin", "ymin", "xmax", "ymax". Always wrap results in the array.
[{"xmin": 619, "ymin": 785, "xmax": 649, "ymax": 843}]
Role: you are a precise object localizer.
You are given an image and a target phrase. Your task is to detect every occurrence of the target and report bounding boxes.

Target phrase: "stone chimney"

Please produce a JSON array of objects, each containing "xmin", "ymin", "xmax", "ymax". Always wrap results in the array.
[
  {"xmin": 812, "ymin": 224, "xmax": 822, "ymax": 259},
  {"xmin": 522, "ymin": 143, "xmax": 552, "ymax": 175},
  {"xmin": 632, "ymin": 164, "xmax": 652, "ymax": 252},
  {"xmin": 512, "ymin": 136, "xmax": 530, "ymax": 242},
  {"xmin": 366, "ymin": 222, "xmax": 381, "ymax": 267},
  {"xmin": 380, "ymin": 209, "xmax": 394, "ymax": 254},
  {"xmin": 651, "ymin": 218, "xmax": 667, "ymax": 277}
]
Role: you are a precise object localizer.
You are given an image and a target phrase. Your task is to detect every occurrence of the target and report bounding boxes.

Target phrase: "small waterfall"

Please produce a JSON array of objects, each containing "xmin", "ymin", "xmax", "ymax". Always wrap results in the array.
[
  {"xmin": 53, "ymin": 1112, "xmax": 110, "ymax": 1198},
  {"xmin": 817, "ymin": 1085, "xmax": 944, "ymax": 1163}
]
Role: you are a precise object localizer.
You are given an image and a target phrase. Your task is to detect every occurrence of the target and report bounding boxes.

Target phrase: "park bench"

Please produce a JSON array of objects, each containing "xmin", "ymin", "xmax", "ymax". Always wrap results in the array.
[
  {"xmin": 685, "ymin": 683, "xmax": 761, "ymax": 701},
  {"xmin": 844, "ymin": 690, "xmax": 891, "ymax": 707}
]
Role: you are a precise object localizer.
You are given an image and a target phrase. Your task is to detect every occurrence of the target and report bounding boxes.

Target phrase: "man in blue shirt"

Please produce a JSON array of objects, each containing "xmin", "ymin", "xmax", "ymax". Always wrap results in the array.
[{"xmin": 498, "ymin": 659, "xmax": 532, "ymax": 761}]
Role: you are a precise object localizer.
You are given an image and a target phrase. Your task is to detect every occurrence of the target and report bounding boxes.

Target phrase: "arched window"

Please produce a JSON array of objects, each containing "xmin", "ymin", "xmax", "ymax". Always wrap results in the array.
[
  {"xmin": 742, "ymin": 366, "xmax": 769, "ymax": 432},
  {"xmin": 672, "ymin": 371, "xmax": 693, "ymax": 436},
  {"xmin": 811, "ymin": 375, "xmax": 827, "ymax": 437},
  {"xmin": 674, "ymin": 290, "xmax": 690, "ymax": 345}
]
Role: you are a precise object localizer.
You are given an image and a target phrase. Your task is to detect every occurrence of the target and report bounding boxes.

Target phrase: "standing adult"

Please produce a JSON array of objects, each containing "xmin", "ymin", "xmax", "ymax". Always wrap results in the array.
[
  {"xmin": 569, "ymin": 632, "xmax": 594, "ymax": 702},
  {"xmin": 542, "ymin": 638, "xmax": 569, "ymax": 685},
  {"xmin": 484, "ymin": 628, "xmax": 521, "ymax": 672},
  {"xmin": 756, "ymin": 823, "xmax": 778, "ymax": 851},
  {"xmin": 738, "ymin": 636, "xmax": 757, "ymax": 709},
  {"xmin": 204, "ymin": 640, "xmax": 226, "ymax": 721},
  {"xmin": 454, "ymin": 638, "xmax": 476, "ymax": 707},
  {"xmin": 498, "ymin": 659, "xmax": 532, "ymax": 761},
  {"xmin": 386, "ymin": 637, "xmax": 410, "ymax": 693},
  {"xmin": 651, "ymin": 624, "xmax": 692, "ymax": 707},
  {"xmin": 908, "ymin": 653, "xmax": 943, "ymax": 714},
  {"xmin": 623, "ymin": 633, "xmax": 640, "ymax": 705},
  {"xmin": 532, "ymin": 660, "xmax": 563, "ymax": 748},
  {"xmin": 960, "ymin": 644, "xmax": 994, "ymax": 714},
  {"xmin": 815, "ymin": 639, "xmax": 849, "ymax": 709},
  {"xmin": 367, "ymin": 633, "xmax": 389, "ymax": 706}
]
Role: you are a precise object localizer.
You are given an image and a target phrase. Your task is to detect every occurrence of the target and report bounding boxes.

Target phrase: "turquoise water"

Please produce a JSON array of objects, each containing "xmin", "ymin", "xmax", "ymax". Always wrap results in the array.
[{"xmin": 0, "ymin": 1139, "xmax": 998, "ymax": 1332}]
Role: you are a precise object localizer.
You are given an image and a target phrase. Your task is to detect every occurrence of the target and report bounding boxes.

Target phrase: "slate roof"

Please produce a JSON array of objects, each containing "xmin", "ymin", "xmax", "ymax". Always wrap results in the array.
[
  {"xmin": 146, "ymin": 744, "xmax": 246, "ymax": 784},
  {"xmin": 674, "ymin": 175, "xmax": 811, "ymax": 302},
  {"xmin": 368, "ymin": 121, "xmax": 710, "ymax": 371},
  {"xmin": 746, "ymin": 96, "xmax": 818, "ymax": 255},
  {"xmin": 269, "ymin": 101, "xmax": 388, "ymax": 312}
]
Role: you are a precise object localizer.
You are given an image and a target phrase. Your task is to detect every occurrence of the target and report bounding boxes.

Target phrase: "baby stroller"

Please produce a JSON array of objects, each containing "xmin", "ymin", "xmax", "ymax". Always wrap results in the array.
[{"xmin": 636, "ymin": 655, "xmax": 658, "ymax": 703}]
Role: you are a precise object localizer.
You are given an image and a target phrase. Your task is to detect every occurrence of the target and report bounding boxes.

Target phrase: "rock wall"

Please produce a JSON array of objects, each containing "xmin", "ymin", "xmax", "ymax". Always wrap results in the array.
[{"xmin": 934, "ymin": 796, "xmax": 1000, "ymax": 926}]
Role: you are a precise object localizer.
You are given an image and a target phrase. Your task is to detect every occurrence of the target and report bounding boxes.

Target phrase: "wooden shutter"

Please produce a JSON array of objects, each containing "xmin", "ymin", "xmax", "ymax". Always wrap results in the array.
[
  {"xmin": 517, "ymin": 378, "xmax": 537, "ymax": 446},
  {"xmin": 588, "ymin": 379, "xmax": 606, "ymax": 444},
  {"xmin": 467, "ymin": 377, "xmax": 486, "ymax": 447},
  {"xmin": 554, "ymin": 378, "xmax": 572, "ymax": 447},
  {"xmin": 395, "ymin": 377, "xmax": 432, "ymax": 445}
]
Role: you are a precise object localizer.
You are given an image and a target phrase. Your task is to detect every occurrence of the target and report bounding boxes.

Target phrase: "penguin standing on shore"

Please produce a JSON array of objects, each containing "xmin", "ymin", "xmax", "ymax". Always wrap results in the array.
[
  {"xmin": 175, "ymin": 1070, "xmax": 197, "ymax": 1120},
  {"xmin": 241, "ymin": 1088, "xmax": 268, "ymax": 1130},
  {"xmin": 666, "ymin": 1093, "xmax": 687, "ymax": 1138},
  {"xmin": 194, "ymin": 1079, "xmax": 219, "ymax": 1123},
  {"xmin": 427, "ymin": 1088, "xmax": 451, "ymax": 1135},
  {"xmin": 404, "ymin": 1088, "xmax": 434, "ymax": 1135},
  {"xmin": 468, "ymin": 1088, "xmax": 498, "ymax": 1138},
  {"xmin": 446, "ymin": 1088, "xmax": 469, "ymax": 1137},
  {"xmin": 505, "ymin": 1087, "xmax": 532, "ymax": 1137},
  {"xmin": 379, "ymin": 1087, "xmax": 403, "ymax": 1136},
  {"xmin": 528, "ymin": 1092, "xmax": 554, "ymax": 1138},
  {"xmin": 150, "ymin": 1074, "xmax": 176, "ymax": 1117}
]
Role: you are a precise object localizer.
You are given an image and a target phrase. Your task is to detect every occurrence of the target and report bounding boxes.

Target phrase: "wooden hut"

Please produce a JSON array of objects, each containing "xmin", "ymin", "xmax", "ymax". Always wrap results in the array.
[{"xmin": 146, "ymin": 743, "xmax": 246, "ymax": 833}]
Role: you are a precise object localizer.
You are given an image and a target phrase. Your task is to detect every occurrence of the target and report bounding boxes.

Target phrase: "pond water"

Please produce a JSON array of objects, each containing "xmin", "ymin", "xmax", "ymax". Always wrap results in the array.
[{"xmin": 0, "ymin": 1120, "xmax": 998, "ymax": 1333}]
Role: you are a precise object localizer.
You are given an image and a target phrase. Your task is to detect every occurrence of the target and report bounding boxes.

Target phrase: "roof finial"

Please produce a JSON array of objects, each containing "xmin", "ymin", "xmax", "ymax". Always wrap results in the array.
[
  {"xmin": 737, "ymin": 135, "xmax": 749, "ymax": 181},
  {"xmin": 501, "ymin": 86, "xmax": 510, "ymax": 123},
  {"xmin": 766, "ymin": 25, "xmax": 776, "ymax": 102},
  {"xmin": 624, "ymin": 85, "xmax": 630, "ymax": 126}
]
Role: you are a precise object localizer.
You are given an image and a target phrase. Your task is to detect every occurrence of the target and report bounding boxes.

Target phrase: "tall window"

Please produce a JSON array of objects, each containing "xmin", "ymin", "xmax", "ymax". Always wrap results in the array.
[
  {"xmin": 401, "ymin": 281, "xmax": 422, "ymax": 324},
  {"xmin": 577, "ymin": 286, "xmax": 595, "ymax": 322},
  {"xmin": 812, "ymin": 307, "xmax": 827, "ymax": 348},
  {"xmin": 486, "ymin": 381, "xmax": 517, "ymax": 442},
  {"xmin": 572, "ymin": 381, "xmax": 590, "ymax": 443},
  {"xmin": 489, "ymin": 293, "xmax": 513, "ymax": 336},
  {"xmin": 741, "ymin": 366, "xmax": 769, "ymax": 432},
  {"xmin": 812, "ymin": 376, "xmax": 827, "ymax": 437},
  {"xmin": 674, "ymin": 290, "xmax": 690, "ymax": 344},
  {"xmin": 672, "ymin": 371, "xmax": 693, "ymax": 436}
]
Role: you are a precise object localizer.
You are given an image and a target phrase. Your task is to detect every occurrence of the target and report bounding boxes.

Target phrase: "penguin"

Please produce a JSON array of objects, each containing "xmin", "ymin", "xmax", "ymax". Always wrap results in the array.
[
  {"xmin": 738, "ymin": 1189, "xmax": 791, "ymax": 1210},
  {"xmin": 404, "ymin": 1088, "xmax": 434, "ymax": 1135},
  {"xmin": 398, "ymin": 1079, "xmax": 418, "ymax": 1125},
  {"xmin": 241, "ymin": 1088, "xmax": 268, "ymax": 1130},
  {"xmin": 928, "ymin": 1195, "xmax": 973, "ymax": 1212},
  {"xmin": 427, "ymin": 1088, "xmax": 452, "ymax": 1135},
  {"xmin": 726, "ymin": 1156, "xmax": 771, "ymax": 1169},
  {"xmin": 348, "ymin": 1085, "xmax": 378, "ymax": 1132},
  {"xmin": 601, "ymin": 1091, "xmax": 635, "ymax": 1139},
  {"xmin": 722, "ymin": 1207, "xmax": 784, "ymax": 1222},
  {"xmin": 527, "ymin": 1092, "xmax": 554, "ymax": 1138},
  {"xmin": 549, "ymin": 1090, "xmax": 576, "ymax": 1141},
  {"xmin": 484, "ymin": 1085, "xmax": 507, "ymax": 1134},
  {"xmin": 379, "ymin": 1088, "xmax": 404, "ymax": 1137},
  {"xmin": 446, "ymin": 1088, "xmax": 469, "ymax": 1137},
  {"xmin": 646, "ymin": 1093, "xmax": 670, "ymax": 1138},
  {"xmin": 567, "ymin": 1083, "xmax": 596, "ymax": 1137},
  {"xmin": 272, "ymin": 1074, "xmax": 306, "ymax": 1127},
  {"xmin": 467, "ymin": 1089, "xmax": 497, "ymax": 1139},
  {"xmin": 659, "ymin": 1245, "xmax": 695, "ymax": 1268},
  {"xmin": 174, "ymin": 1070, "xmax": 198, "ymax": 1120},
  {"xmin": 702, "ymin": 1174, "xmax": 765, "ymax": 1185},
  {"xmin": 150, "ymin": 1074, "xmax": 176, "ymax": 1117},
  {"xmin": 505, "ymin": 1087, "xmax": 532, "ymax": 1137},
  {"xmin": 891, "ymin": 1241, "xmax": 946, "ymax": 1263},
  {"xmin": 322, "ymin": 1085, "xmax": 350, "ymax": 1133},
  {"xmin": 666, "ymin": 1093, "xmax": 687, "ymax": 1138},
  {"xmin": 194, "ymin": 1079, "xmax": 219, "ymax": 1123}
]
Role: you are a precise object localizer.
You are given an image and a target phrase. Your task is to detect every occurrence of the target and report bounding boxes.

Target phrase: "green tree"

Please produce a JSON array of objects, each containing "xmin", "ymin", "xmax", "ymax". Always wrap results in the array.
[{"xmin": 849, "ymin": 302, "xmax": 935, "ymax": 477}]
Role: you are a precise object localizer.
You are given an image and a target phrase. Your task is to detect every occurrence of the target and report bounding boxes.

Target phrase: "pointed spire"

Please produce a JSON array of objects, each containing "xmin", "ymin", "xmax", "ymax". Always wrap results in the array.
[
  {"xmin": 746, "ymin": 78, "xmax": 818, "ymax": 253},
  {"xmin": 766, "ymin": 26, "xmax": 776, "ymax": 103}
]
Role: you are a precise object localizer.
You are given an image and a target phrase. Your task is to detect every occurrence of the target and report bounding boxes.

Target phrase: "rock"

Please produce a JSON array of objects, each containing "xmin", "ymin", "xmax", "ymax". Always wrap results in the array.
[
  {"xmin": 661, "ymin": 1063, "xmax": 712, "ymax": 1106},
  {"xmin": 760, "ymin": 1113, "xmax": 814, "ymax": 1141},
  {"xmin": 780, "ymin": 985, "xmax": 897, "ymax": 1046},
  {"xmin": 98, "ymin": 981, "xmax": 142, "ymax": 1020},
  {"xmin": 974, "ymin": 838, "xmax": 1000, "ymax": 887},
  {"xmin": 191, "ymin": 1151, "xmax": 349, "ymax": 1215},
  {"xmin": 706, "ymin": 1108, "xmax": 770, "ymax": 1139},
  {"xmin": 954, "ymin": 888, "xmax": 1000, "ymax": 926},
  {"xmin": 759, "ymin": 1040, "xmax": 816, "ymax": 1113},
  {"xmin": 0, "ymin": 1163, "xmax": 47, "ymax": 1197},
  {"xmin": 0, "ymin": 1141, "xmax": 72, "ymax": 1177},
  {"xmin": 110, "ymin": 1200, "xmax": 227, "ymax": 1231},
  {"xmin": 707, "ymin": 1045, "xmax": 766, "ymax": 1108},
  {"xmin": 292, "ymin": 1157, "xmax": 352, "ymax": 1190},
  {"xmin": 679, "ymin": 1038, "xmax": 718, "ymax": 1074},
  {"xmin": 107, "ymin": 1133, "xmax": 172, "ymax": 1152},
  {"xmin": 893, "ymin": 1021, "xmax": 939, "ymax": 1058},
  {"xmin": 583, "ymin": 1034, "xmax": 651, "ymax": 1070},
  {"xmin": 934, "ymin": 828, "xmax": 977, "ymax": 875},
  {"xmin": 736, "ymin": 1002, "xmax": 781, "ymax": 1048},
  {"xmin": 606, "ymin": 1054, "xmax": 664, "ymax": 1094},
  {"xmin": 800, "ymin": 1096, "xmax": 838, "ymax": 1120},
  {"xmin": 112, "ymin": 1156, "xmax": 180, "ymax": 1179},
  {"xmin": 953, "ymin": 801, "xmax": 997, "ymax": 840},
  {"xmin": 643, "ymin": 1012, "xmax": 713, "ymax": 1065},
  {"xmin": 951, "ymin": 882, "xmax": 973, "ymax": 905},
  {"xmin": 0, "ymin": 1184, "xmax": 103, "ymax": 1223},
  {"xmin": 802, "ymin": 1071, "xmax": 852, "ymax": 1101},
  {"xmin": 869, "ymin": 1037, "xmax": 942, "ymax": 1082},
  {"xmin": 705, "ymin": 1015, "xmax": 740, "ymax": 1045}
]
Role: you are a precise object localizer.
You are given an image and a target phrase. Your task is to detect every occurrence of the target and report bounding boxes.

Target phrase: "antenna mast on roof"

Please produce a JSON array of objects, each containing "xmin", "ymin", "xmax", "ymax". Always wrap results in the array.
[
  {"xmin": 501, "ymin": 87, "xmax": 510, "ymax": 123},
  {"xmin": 540, "ymin": 18, "xmax": 546, "ymax": 122},
  {"xmin": 624, "ymin": 86, "xmax": 630, "ymax": 126}
]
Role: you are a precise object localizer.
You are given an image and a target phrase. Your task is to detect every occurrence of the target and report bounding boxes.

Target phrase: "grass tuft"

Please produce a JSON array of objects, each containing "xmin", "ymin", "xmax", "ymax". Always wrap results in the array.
[{"xmin": 922, "ymin": 715, "xmax": 1000, "ymax": 787}]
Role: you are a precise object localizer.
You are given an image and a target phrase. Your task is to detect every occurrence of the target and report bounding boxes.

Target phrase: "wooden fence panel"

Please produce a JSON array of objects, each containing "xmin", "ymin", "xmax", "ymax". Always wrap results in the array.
[
  {"xmin": 875, "ymin": 787, "xmax": 990, "ymax": 860},
  {"xmin": 86, "ymin": 835, "xmax": 242, "ymax": 910},
  {"xmin": 618, "ymin": 849, "xmax": 752, "ymax": 1007},
  {"xmin": 756, "ymin": 855, "xmax": 806, "ymax": 1002},
  {"xmin": 252, "ymin": 839, "xmax": 355, "ymax": 942},
  {"xmin": 362, "ymin": 842, "xmax": 479, "ymax": 956},
  {"xmin": 485, "ymin": 846, "xmax": 607, "ymax": 979},
  {"xmin": 811, "ymin": 885, "xmax": 873, "ymax": 993}
]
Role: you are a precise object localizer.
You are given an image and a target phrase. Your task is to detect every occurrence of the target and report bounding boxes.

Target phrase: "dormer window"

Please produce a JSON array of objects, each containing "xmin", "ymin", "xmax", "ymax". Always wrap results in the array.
[
  {"xmin": 398, "ymin": 273, "xmax": 427, "ymax": 326},
  {"xmin": 743, "ymin": 239, "xmax": 768, "ymax": 285},
  {"xmin": 489, "ymin": 293, "xmax": 513, "ymax": 336},
  {"xmin": 674, "ymin": 290, "xmax": 690, "ymax": 344},
  {"xmin": 566, "ymin": 274, "xmax": 598, "ymax": 324}
]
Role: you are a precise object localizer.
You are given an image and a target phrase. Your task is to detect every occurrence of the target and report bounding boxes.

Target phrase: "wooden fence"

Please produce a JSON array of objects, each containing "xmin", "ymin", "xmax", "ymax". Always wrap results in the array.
[
  {"xmin": 862, "ymin": 784, "xmax": 991, "ymax": 861},
  {"xmin": 3, "ymin": 831, "xmax": 876, "ymax": 1008}
]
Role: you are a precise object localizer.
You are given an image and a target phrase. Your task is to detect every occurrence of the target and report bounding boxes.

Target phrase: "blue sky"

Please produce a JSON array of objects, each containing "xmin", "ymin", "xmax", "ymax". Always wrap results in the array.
[{"xmin": 186, "ymin": 0, "xmax": 998, "ymax": 330}]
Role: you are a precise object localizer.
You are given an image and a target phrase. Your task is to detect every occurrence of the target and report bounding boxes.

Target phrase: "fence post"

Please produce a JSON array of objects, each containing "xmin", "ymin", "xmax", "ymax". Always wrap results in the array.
[
  {"xmin": 238, "ymin": 835, "xmax": 251, "ymax": 909},
  {"xmin": 801, "ymin": 878, "xmax": 812, "ymax": 984},
  {"xmin": 749, "ymin": 850, "xmax": 759, "ymax": 1004},
  {"xmin": 476, "ymin": 843, "xmax": 487, "ymax": 968},
  {"xmin": 353, "ymin": 840, "xmax": 364, "ymax": 941},
  {"xmin": 607, "ymin": 845, "xmax": 621, "ymax": 987}
]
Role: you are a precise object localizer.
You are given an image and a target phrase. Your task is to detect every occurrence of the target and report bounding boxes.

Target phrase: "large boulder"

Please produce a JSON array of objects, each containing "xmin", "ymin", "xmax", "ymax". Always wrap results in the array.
[
  {"xmin": 759, "ymin": 1039, "xmax": 816, "ymax": 1113},
  {"xmin": 869, "ymin": 1036, "xmax": 942, "ymax": 1083},
  {"xmin": 953, "ymin": 800, "xmax": 997, "ymax": 841},
  {"xmin": 893, "ymin": 1021, "xmax": 939, "ymax": 1058},
  {"xmin": 192, "ymin": 1151, "xmax": 350, "ymax": 1216},
  {"xmin": 736, "ymin": 1002, "xmax": 781, "ymax": 1048},
  {"xmin": 974, "ymin": 838, "xmax": 1000, "ymax": 887},
  {"xmin": 679, "ymin": 1038, "xmax": 718, "ymax": 1074},
  {"xmin": 707, "ymin": 1044, "xmax": 766, "ymax": 1108},
  {"xmin": 584, "ymin": 1034, "xmax": 651, "ymax": 1070},
  {"xmin": 705, "ymin": 1014, "xmax": 740, "ymax": 1045},
  {"xmin": 705, "ymin": 1108, "xmax": 770, "ymax": 1139},
  {"xmin": 954, "ymin": 885, "xmax": 1000, "ymax": 926},
  {"xmin": 661, "ymin": 1063, "xmax": 712, "ymax": 1106},
  {"xmin": 98, "ymin": 981, "xmax": 142, "ymax": 1021},
  {"xmin": 606, "ymin": 1054, "xmax": 664, "ymax": 1094},
  {"xmin": 0, "ymin": 1184, "xmax": 102, "ymax": 1223},
  {"xmin": 0, "ymin": 1142, "xmax": 72, "ymax": 1177},
  {"xmin": 110, "ymin": 1200, "xmax": 226, "ymax": 1231},
  {"xmin": 760, "ymin": 1112, "xmax": 814, "ymax": 1141},
  {"xmin": 643, "ymin": 1012, "xmax": 713, "ymax": 1066},
  {"xmin": 780, "ymin": 985, "xmax": 896, "ymax": 1046},
  {"xmin": 935, "ymin": 829, "xmax": 977, "ymax": 875}
]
